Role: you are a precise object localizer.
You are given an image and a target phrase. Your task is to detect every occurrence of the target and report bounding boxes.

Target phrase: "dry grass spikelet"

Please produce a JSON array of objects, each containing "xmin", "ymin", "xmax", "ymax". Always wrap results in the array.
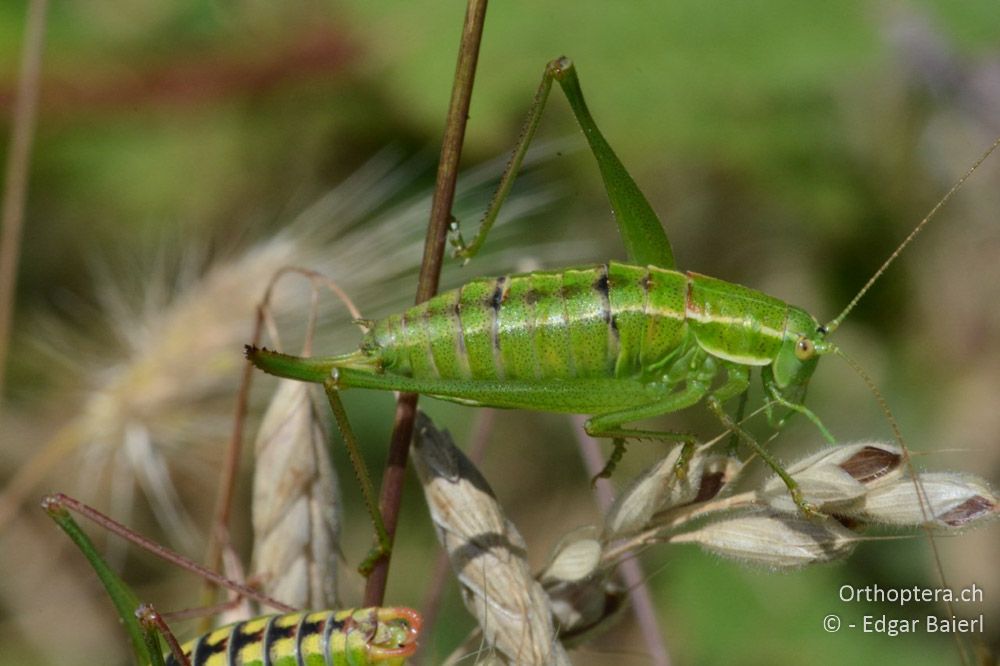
[
  {"xmin": 0, "ymin": 155, "xmax": 576, "ymax": 544},
  {"xmin": 412, "ymin": 411, "xmax": 571, "ymax": 666},
  {"xmin": 251, "ymin": 379, "xmax": 341, "ymax": 610}
]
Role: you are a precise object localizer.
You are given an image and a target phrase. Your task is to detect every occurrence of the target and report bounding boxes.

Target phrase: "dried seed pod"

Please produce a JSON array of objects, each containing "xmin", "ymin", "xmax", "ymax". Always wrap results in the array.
[
  {"xmin": 544, "ymin": 575, "xmax": 628, "ymax": 646},
  {"xmin": 671, "ymin": 510, "xmax": 857, "ymax": 569},
  {"xmin": 762, "ymin": 442, "xmax": 903, "ymax": 513},
  {"xmin": 692, "ymin": 454, "xmax": 743, "ymax": 503},
  {"xmin": 848, "ymin": 472, "xmax": 998, "ymax": 528},
  {"xmin": 833, "ymin": 443, "xmax": 903, "ymax": 485},
  {"xmin": 537, "ymin": 526, "xmax": 625, "ymax": 643},
  {"xmin": 605, "ymin": 446, "xmax": 705, "ymax": 539},
  {"xmin": 541, "ymin": 527, "xmax": 603, "ymax": 584},
  {"xmin": 251, "ymin": 380, "xmax": 340, "ymax": 609},
  {"xmin": 412, "ymin": 412, "xmax": 571, "ymax": 666}
]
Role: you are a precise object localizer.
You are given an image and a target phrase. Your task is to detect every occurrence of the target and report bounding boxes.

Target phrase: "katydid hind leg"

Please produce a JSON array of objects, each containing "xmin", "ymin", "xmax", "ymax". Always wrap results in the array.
[
  {"xmin": 455, "ymin": 58, "xmax": 675, "ymax": 270},
  {"xmin": 450, "ymin": 58, "xmax": 557, "ymax": 262},
  {"xmin": 551, "ymin": 58, "xmax": 675, "ymax": 269}
]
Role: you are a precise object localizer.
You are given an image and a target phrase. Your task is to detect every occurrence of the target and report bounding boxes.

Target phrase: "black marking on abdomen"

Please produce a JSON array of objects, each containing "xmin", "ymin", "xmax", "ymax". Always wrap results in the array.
[
  {"xmin": 322, "ymin": 612, "xmax": 349, "ymax": 659},
  {"xmin": 227, "ymin": 620, "xmax": 261, "ymax": 664},
  {"xmin": 450, "ymin": 289, "xmax": 470, "ymax": 375},
  {"xmin": 489, "ymin": 276, "xmax": 506, "ymax": 312},
  {"xmin": 260, "ymin": 616, "xmax": 281, "ymax": 665},
  {"xmin": 490, "ymin": 276, "xmax": 510, "ymax": 379},
  {"xmin": 194, "ymin": 623, "xmax": 228, "ymax": 664},
  {"xmin": 594, "ymin": 264, "xmax": 611, "ymax": 325},
  {"xmin": 593, "ymin": 267, "xmax": 610, "ymax": 300},
  {"xmin": 638, "ymin": 267, "xmax": 653, "ymax": 362},
  {"xmin": 595, "ymin": 264, "xmax": 619, "ymax": 372},
  {"xmin": 491, "ymin": 276, "xmax": 508, "ymax": 352}
]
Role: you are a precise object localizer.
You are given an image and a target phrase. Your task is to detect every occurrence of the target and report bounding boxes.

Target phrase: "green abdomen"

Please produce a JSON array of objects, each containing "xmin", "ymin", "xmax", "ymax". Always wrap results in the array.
[{"xmin": 368, "ymin": 263, "xmax": 690, "ymax": 382}]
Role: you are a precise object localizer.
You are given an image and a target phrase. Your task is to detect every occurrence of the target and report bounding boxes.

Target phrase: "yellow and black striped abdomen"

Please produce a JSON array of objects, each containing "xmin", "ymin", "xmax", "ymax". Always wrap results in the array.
[{"xmin": 166, "ymin": 607, "xmax": 420, "ymax": 666}]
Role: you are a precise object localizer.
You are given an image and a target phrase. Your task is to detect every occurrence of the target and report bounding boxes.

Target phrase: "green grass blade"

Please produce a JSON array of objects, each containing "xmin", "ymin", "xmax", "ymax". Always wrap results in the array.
[
  {"xmin": 141, "ymin": 617, "xmax": 169, "ymax": 666},
  {"xmin": 42, "ymin": 494, "xmax": 161, "ymax": 666}
]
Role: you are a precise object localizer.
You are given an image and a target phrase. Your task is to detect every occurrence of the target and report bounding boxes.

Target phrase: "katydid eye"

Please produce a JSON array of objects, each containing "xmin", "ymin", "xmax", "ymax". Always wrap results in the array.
[{"xmin": 795, "ymin": 338, "xmax": 814, "ymax": 360}]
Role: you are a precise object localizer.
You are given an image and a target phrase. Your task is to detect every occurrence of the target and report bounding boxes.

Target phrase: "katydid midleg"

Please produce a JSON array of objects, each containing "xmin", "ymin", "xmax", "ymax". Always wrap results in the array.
[{"xmin": 248, "ymin": 57, "xmax": 1000, "ymax": 560}]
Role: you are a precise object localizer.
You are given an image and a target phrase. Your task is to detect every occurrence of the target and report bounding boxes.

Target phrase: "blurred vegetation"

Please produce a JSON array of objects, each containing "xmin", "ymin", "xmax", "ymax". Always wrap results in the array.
[{"xmin": 1, "ymin": 1, "xmax": 998, "ymax": 664}]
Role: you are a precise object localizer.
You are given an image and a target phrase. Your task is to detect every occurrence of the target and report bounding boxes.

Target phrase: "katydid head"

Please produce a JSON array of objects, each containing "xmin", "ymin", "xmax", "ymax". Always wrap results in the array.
[{"xmin": 763, "ymin": 305, "xmax": 834, "ymax": 428}]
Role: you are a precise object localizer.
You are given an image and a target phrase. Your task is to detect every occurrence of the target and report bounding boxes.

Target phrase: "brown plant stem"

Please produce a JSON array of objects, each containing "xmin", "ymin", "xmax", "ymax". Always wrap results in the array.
[
  {"xmin": 0, "ymin": 0, "xmax": 48, "ymax": 404},
  {"xmin": 363, "ymin": 0, "xmax": 489, "ymax": 606}
]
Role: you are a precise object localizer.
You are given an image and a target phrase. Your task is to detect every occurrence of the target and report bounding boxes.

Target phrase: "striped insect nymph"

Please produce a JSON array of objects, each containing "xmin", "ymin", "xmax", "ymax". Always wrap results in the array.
[
  {"xmin": 165, "ymin": 607, "xmax": 421, "ymax": 666},
  {"xmin": 43, "ymin": 493, "xmax": 424, "ymax": 665}
]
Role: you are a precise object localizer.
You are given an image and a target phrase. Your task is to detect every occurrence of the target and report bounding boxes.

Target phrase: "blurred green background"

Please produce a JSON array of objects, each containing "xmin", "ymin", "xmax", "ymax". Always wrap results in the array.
[{"xmin": 1, "ymin": 1, "xmax": 998, "ymax": 664}]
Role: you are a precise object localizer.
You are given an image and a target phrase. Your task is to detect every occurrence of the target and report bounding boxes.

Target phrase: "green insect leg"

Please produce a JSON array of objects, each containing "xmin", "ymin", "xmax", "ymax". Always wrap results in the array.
[
  {"xmin": 705, "ymin": 361, "xmax": 752, "ymax": 462},
  {"xmin": 708, "ymin": 396, "xmax": 817, "ymax": 515},
  {"xmin": 323, "ymin": 374, "xmax": 393, "ymax": 575},
  {"xmin": 584, "ymin": 380, "xmax": 707, "ymax": 480},
  {"xmin": 454, "ymin": 57, "xmax": 675, "ymax": 269},
  {"xmin": 702, "ymin": 362, "xmax": 817, "ymax": 513},
  {"xmin": 766, "ymin": 385, "xmax": 837, "ymax": 444}
]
